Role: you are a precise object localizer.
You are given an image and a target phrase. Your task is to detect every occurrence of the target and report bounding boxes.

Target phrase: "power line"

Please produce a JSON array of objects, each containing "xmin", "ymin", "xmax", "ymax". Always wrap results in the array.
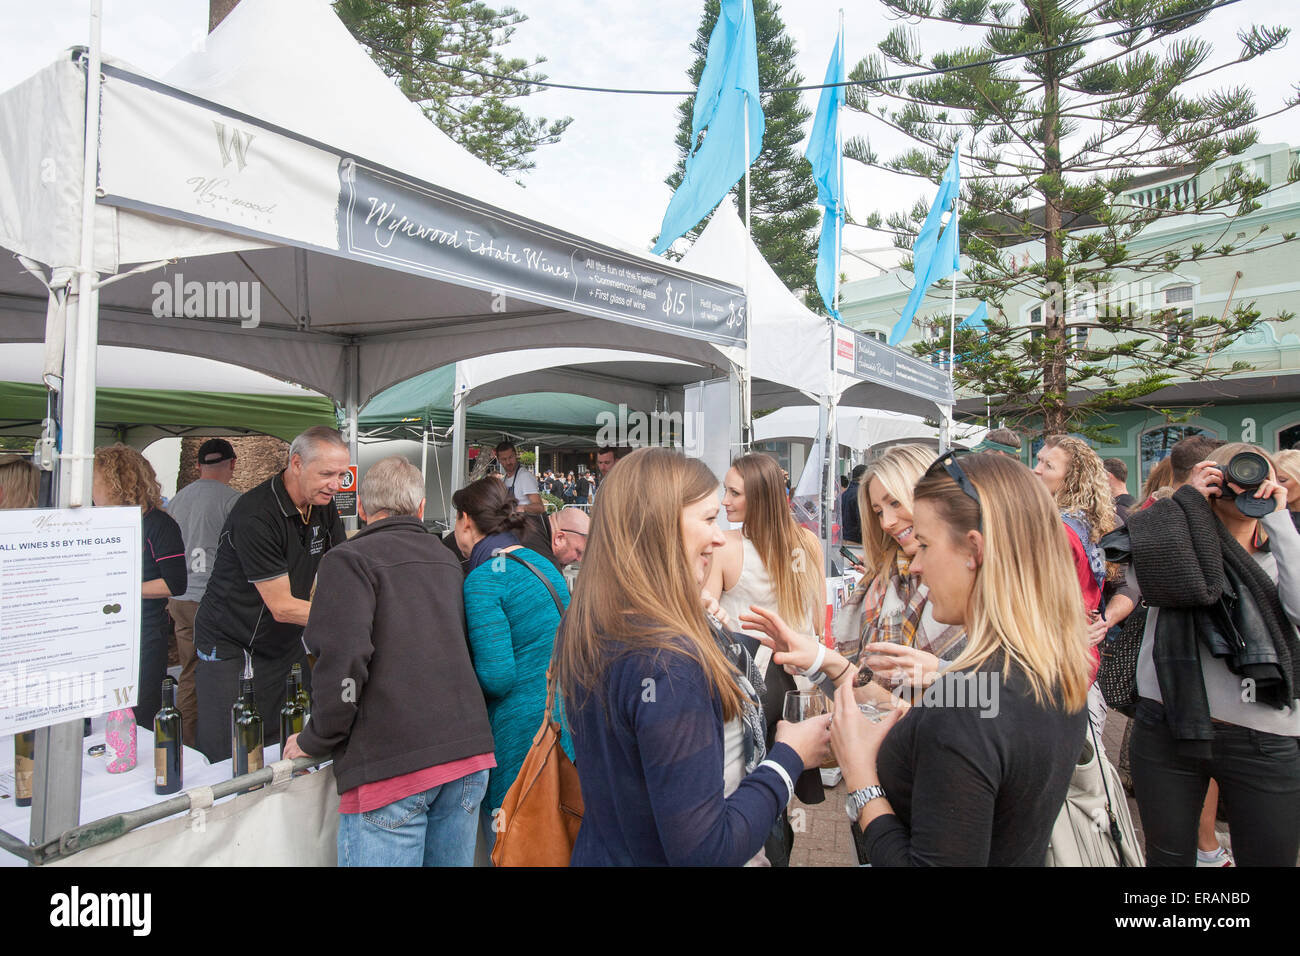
[{"xmin": 353, "ymin": 0, "xmax": 1241, "ymax": 97}]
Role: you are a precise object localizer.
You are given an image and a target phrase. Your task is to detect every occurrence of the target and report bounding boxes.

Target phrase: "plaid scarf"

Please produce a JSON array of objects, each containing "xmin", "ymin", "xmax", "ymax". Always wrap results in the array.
[{"xmin": 838, "ymin": 552, "xmax": 966, "ymax": 686}]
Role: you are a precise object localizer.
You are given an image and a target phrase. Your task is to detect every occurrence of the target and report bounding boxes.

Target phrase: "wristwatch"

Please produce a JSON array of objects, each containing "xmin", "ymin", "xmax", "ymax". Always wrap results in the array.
[{"xmin": 845, "ymin": 785, "xmax": 887, "ymax": 821}]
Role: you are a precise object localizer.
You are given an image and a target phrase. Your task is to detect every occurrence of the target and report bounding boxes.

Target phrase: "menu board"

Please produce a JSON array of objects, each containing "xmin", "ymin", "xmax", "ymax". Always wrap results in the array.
[{"xmin": 0, "ymin": 508, "xmax": 142, "ymax": 736}]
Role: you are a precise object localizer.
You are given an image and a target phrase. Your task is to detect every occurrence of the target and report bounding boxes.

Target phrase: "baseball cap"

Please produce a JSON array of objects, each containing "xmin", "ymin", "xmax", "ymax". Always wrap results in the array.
[{"xmin": 198, "ymin": 439, "xmax": 237, "ymax": 465}]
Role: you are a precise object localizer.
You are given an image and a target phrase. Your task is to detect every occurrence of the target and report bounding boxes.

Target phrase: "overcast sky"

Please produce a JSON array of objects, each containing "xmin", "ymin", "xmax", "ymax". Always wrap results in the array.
[{"xmin": 2, "ymin": 0, "xmax": 1295, "ymax": 274}]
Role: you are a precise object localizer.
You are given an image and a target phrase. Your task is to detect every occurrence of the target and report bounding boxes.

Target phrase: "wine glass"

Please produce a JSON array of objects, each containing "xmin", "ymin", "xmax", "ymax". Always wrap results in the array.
[
  {"xmin": 782, "ymin": 690, "xmax": 828, "ymax": 724},
  {"xmin": 783, "ymin": 691, "xmax": 835, "ymax": 769}
]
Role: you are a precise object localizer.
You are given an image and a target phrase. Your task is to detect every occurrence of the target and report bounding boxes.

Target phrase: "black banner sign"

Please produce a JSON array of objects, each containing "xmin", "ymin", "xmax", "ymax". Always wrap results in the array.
[
  {"xmin": 851, "ymin": 330, "xmax": 953, "ymax": 405},
  {"xmin": 340, "ymin": 160, "xmax": 746, "ymax": 346}
]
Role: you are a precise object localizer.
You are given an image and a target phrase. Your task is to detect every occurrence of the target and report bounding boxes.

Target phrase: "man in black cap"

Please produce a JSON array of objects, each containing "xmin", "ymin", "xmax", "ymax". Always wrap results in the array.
[
  {"xmin": 165, "ymin": 439, "xmax": 241, "ymax": 747},
  {"xmin": 193, "ymin": 426, "xmax": 350, "ymax": 763}
]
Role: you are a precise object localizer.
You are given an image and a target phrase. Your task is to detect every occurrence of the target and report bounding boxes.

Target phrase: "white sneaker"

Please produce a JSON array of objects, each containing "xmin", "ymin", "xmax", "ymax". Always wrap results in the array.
[{"xmin": 1196, "ymin": 845, "xmax": 1234, "ymax": 867}]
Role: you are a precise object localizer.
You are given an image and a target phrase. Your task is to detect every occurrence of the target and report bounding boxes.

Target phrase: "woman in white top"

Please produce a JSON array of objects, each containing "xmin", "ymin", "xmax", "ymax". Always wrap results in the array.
[
  {"xmin": 705, "ymin": 453, "xmax": 826, "ymax": 866},
  {"xmin": 707, "ymin": 453, "xmax": 825, "ymax": 658}
]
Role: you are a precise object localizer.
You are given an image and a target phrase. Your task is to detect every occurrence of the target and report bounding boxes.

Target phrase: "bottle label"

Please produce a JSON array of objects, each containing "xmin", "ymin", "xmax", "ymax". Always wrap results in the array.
[
  {"xmin": 248, "ymin": 745, "xmax": 263, "ymax": 774},
  {"xmin": 15, "ymin": 754, "xmax": 33, "ymax": 801},
  {"xmin": 155, "ymin": 746, "xmax": 165, "ymax": 786}
]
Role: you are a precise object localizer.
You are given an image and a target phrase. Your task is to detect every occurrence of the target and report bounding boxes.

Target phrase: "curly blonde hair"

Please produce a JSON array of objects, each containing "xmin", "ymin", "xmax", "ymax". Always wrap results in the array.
[
  {"xmin": 93, "ymin": 443, "xmax": 164, "ymax": 512},
  {"xmin": 1042, "ymin": 435, "xmax": 1118, "ymax": 543}
]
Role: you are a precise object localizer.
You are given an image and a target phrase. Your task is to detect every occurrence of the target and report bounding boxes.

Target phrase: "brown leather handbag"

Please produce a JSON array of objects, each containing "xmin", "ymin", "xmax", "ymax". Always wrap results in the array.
[
  {"xmin": 491, "ymin": 549, "xmax": 583, "ymax": 867},
  {"xmin": 490, "ymin": 668, "xmax": 583, "ymax": 866}
]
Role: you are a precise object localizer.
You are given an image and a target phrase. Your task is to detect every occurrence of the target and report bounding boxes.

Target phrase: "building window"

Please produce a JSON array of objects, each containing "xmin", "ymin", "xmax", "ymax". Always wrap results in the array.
[
  {"xmin": 1279, "ymin": 422, "xmax": 1300, "ymax": 451},
  {"xmin": 1070, "ymin": 326, "xmax": 1088, "ymax": 351},
  {"xmin": 1140, "ymin": 424, "xmax": 1217, "ymax": 487},
  {"xmin": 1029, "ymin": 305, "xmax": 1043, "ymax": 324},
  {"xmin": 1160, "ymin": 284, "xmax": 1194, "ymax": 345},
  {"xmin": 863, "ymin": 329, "xmax": 886, "ymax": 342}
]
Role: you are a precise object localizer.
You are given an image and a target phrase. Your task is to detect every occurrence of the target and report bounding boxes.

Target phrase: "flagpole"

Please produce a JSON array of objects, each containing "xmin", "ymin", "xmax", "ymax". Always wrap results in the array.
[
  {"xmin": 947, "ymin": 139, "xmax": 960, "ymax": 439},
  {"xmin": 833, "ymin": 10, "xmax": 844, "ymax": 319},
  {"xmin": 742, "ymin": 86, "xmax": 753, "ymax": 454}
]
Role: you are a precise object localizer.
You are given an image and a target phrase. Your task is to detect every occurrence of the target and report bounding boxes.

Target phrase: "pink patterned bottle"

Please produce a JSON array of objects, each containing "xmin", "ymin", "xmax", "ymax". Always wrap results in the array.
[{"xmin": 105, "ymin": 708, "xmax": 137, "ymax": 773}]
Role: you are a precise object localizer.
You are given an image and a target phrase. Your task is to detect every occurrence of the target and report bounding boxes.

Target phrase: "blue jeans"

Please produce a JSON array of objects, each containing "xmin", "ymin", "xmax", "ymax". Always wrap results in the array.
[{"xmin": 337, "ymin": 769, "xmax": 489, "ymax": 867}]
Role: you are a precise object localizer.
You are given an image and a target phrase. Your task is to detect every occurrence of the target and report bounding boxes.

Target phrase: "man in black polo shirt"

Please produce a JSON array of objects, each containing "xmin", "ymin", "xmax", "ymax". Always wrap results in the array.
[{"xmin": 193, "ymin": 426, "xmax": 350, "ymax": 763}]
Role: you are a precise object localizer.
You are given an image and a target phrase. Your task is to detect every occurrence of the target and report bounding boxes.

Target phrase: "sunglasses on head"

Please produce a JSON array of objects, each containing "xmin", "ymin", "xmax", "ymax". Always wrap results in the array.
[{"xmin": 928, "ymin": 450, "xmax": 983, "ymax": 532}]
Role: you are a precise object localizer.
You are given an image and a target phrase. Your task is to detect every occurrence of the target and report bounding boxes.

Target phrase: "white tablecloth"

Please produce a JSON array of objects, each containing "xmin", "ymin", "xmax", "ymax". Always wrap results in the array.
[{"xmin": 0, "ymin": 727, "xmax": 277, "ymax": 866}]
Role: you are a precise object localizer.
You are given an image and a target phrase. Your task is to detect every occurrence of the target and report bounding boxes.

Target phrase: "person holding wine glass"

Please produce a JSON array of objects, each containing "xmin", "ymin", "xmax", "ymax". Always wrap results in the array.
[
  {"xmin": 705, "ymin": 452, "xmax": 827, "ymax": 864},
  {"xmin": 829, "ymin": 452, "xmax": 1091, "ymax": 865},
  {"xmin": 556, "ymin": 447, "xmax": 831, "ymax": 866},
  {"xmin": 838, "ymin": 444, "xmax": 966, "ymax": 697}
]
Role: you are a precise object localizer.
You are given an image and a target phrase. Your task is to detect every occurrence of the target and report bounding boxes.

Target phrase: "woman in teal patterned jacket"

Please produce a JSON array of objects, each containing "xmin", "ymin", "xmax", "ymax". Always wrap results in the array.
[{"xmin": 452, "ymin": 477, "xmax": 574, "ymax": 842}]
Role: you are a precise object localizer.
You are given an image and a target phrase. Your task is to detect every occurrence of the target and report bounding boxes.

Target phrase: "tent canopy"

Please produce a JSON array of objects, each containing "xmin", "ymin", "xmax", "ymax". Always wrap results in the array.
[
  {"xmin": 754, "ymin": 405, "xmax": 985, "ymax": 452},
  {"xmin": 358, "ymin": 363, "xmax": 623, "ymax": 441},
  {"xmin": 679, "ymin": 200, "xmax": 832, "ymax": 406},
  {"xmin": 0, "ymin": 0, "xmax": 746, "ymax": 410},
  {"xmin": 0, "ymin": 344, "xmax": 335, "ymax": 444}
]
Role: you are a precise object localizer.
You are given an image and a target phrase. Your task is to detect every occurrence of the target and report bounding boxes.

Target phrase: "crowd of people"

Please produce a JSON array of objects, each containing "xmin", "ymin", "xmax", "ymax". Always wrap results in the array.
[{"xmin": 6, "ymin": 419, "xmax": 1300, "ymax": 869}]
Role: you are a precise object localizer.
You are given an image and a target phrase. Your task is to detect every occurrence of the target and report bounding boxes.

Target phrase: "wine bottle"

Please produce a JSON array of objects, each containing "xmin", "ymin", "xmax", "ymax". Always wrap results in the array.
[
  {"xmin": 154, "ymin": 677, "xmax": 183, "ymax": 795},
  {"xmin": 231, "ymin": 677, "xmax": 264, "ymax": 792},
  {"xmin": 279, "ymin": 672, "xmax": 305, "ymax": 750},
  {"xmin": 291, "ymin": 662, "xmax": 311, "ymax": 721},
  {"xmin": 14, "ymin": 731, "xmax": 34, "ymax": 808}
]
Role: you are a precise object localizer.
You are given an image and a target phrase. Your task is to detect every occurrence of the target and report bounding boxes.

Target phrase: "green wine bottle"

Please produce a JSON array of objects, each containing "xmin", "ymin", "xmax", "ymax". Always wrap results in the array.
[
  {"xmin": 231, "ymin": 677, "xmax": 264, "ymax": 792},
  {"xmin": 279, "ymin": 672, "xmax": 304, "ymax": 751},
  {"xmin": 291, "ymin": 662, "xmax": 311, "ymax": 721},
  {"xmin": 14, "ymin": 731, "xmax": 34, "ymax": 808},
  {"xmin": 154, "ymin": 677, "xmax": 183, "ymax": 795}
]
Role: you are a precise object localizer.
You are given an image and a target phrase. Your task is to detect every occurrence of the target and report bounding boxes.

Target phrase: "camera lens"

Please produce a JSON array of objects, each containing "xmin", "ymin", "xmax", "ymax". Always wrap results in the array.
[{"xmin": 1226, "ymin": 451, "xmax": 1268, "ymax": 489}]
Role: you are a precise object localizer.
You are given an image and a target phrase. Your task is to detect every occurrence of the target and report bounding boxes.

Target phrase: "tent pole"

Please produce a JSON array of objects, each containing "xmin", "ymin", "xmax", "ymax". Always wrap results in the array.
[
  {"xmin": 33, "ymin": 0, "xmax": 104, "ymax": 844},
  {"xmin": 420, "ymin": 428, "xmax": 429, "ymax": 482},
  {"xmin": 343, "ymin": 342, "xmax": 359, "ymax": 532},
  {"xmin": 450, "ymin": 364, "xmax": 468, "ymax": 520}
]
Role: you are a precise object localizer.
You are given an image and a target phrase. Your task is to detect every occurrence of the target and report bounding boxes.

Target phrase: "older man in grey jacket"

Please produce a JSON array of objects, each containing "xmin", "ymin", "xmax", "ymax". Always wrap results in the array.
[{"xmin": 285, "ymin": 456, "xmax": 495, "ymax": 867}]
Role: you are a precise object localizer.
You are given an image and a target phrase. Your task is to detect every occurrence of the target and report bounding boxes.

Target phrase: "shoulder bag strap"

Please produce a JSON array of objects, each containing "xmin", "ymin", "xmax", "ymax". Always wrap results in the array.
[
  {"xmin": 1087, "ymin": 712, "xmax": 1128, "ymax": 867},
  {"xmin": 501, "ymin": 549, "xmax": 567, "ymax": 726},
  {"xmin": 501, "ymin": 549, "xmax": 566, "ymax": 618}
]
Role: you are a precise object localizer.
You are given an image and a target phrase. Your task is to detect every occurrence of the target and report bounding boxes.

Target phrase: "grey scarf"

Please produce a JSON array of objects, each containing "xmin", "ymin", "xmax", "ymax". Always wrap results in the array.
[{"xmin": 709, "ymin": 616, "xmax": 768, "ymax": 774}]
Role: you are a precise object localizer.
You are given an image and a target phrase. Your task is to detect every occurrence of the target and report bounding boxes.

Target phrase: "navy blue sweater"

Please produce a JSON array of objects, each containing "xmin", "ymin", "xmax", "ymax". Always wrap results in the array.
[{"xmin": 568, "ymin": 638, "xmax": 805, "ymax": 866}]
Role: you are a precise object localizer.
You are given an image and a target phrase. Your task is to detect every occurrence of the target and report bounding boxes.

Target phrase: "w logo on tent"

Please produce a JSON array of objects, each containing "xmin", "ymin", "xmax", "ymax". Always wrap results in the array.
[{"xmin": 213, "ymin": 121, "xmax": 255, "ymax": 172}]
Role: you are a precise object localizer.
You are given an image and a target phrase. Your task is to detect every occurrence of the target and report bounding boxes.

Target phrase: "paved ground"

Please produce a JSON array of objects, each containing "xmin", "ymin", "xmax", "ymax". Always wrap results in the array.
[{"xmin": 790, "ymin": 711, "xmax": 1161, "ymax": 867}]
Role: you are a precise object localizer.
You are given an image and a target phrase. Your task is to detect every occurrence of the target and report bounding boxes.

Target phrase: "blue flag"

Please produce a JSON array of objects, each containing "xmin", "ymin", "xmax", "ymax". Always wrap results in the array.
[
  {"xmin": 888, "ymin": 148, "xmax": 961, "ymax": 346},
  {"xmin": 653, "ymin": 0, "xmax": 764, "ymax": 255},
  {"xmin": 805, "ymin": 28, "xmax": 845, "ymax": 319},
  {"xmin": 960, "ymin": 301, "xmax": 988, "ymax": 330}
]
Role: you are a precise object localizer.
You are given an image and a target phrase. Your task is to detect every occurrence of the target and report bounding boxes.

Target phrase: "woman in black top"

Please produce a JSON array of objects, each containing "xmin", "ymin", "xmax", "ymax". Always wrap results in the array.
[
  {"xmin": 93, "ymin": 444, "xmax": 187, "ymax": 726},
  {"xmin": 750, "ymin": 452, "xmax": 1092, "ymax": 865}
]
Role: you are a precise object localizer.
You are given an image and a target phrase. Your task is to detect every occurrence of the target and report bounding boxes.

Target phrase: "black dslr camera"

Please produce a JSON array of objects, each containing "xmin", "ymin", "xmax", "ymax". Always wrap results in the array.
[{"xmin": 1217, "ymin": 451, "xmax": 1276, "ymax": 518}]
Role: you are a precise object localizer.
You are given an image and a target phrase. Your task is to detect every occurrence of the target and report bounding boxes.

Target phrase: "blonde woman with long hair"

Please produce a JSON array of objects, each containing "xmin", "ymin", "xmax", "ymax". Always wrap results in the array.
[
  {"xmin": 842, "ymin": 445, "xmax": 966, "ymax": 691},
  {"xmin": 705, "ymin": 452, "xmax": 827, "ymax": 864},
  {"xmin": 707, "ymin": 453, "xmax": 824, "ymax": 648},
  {"xmin": 93, "ymin": 443, "xmax": 187, "ymax": 725},
  {"xmin": 805, "ymin": 452, "xmax": 1091, "ymax": 865},
  {"xmin": 556, "ymin": 448, "xmax": 830, "ymax": 866},
  {"xmin": 1034, "ymin": 435, "xmax": 1121, "ymax": 624}
]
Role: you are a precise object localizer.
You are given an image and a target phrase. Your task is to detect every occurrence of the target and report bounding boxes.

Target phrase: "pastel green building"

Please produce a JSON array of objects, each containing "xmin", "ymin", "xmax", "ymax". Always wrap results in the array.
[{"xmin": 837, "ymin": 141, "xmax": 1300, "ymax": 497}]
